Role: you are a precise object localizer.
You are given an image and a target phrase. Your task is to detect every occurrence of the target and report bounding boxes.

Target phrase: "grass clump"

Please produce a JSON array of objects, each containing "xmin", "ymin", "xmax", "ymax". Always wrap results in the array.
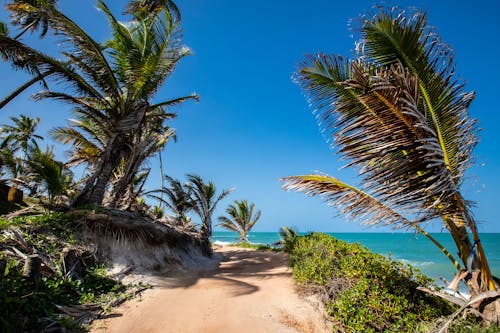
[
  {"xmin": 0, "ymin": 213, "xmax": 140, "ymax": 332},
  {"xmin": 285, "ymin": 232, "xmax": 455, "ymax": 332},
  {"xmin": 228, "ymin": 242, "xmax": 274, "ymax": 251}
]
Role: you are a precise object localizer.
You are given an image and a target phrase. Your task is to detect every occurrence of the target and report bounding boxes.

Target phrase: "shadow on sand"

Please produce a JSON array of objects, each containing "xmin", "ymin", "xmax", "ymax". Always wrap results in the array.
[{"xmin": 149, "ymin": 248, "xmax": 291, "ymax": 297}]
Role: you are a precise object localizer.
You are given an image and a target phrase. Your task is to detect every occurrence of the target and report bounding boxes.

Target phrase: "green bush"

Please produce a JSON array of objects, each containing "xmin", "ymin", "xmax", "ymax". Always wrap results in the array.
[
  {"xmin": 0, "ymin": 213, "xmax": 126, "ymax": 332},
  {"xmin": 286, "ymin": 233, "xmax": 454, "ymax": 332},
  {"xmin": 228, "ymin": 242, "xmax": 274, "ymax": 251}
]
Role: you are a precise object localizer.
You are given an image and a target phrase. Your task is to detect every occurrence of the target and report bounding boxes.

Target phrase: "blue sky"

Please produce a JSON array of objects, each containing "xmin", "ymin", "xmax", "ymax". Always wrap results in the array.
[{"xmin": 1, "ymin": 1, "xmax": 499, "ymax": 232}]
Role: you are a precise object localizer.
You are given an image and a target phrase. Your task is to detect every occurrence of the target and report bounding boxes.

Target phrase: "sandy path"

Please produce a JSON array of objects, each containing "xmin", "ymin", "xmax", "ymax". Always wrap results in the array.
[{"xmin": 90, "ymin": 246, "xmax": 330, "ymax": 333}]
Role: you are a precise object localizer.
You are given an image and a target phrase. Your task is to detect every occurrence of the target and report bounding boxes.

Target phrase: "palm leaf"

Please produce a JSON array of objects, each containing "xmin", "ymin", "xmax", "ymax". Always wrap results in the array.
[{"xmin": 282, "ymin": 174, "xmax": 461, "ymax": 270}]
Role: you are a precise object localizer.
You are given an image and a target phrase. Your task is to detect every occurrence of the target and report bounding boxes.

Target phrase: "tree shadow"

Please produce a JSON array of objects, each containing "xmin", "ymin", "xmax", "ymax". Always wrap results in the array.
[{"xmin": 151, "ymin": 249, "xmax": 291, "ymax": 297}]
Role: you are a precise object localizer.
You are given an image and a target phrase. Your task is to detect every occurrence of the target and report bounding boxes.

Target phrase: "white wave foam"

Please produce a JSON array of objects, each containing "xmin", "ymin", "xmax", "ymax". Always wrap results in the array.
[
  {"xmin": 213, "ymin": 241, "xmax": 232, "ymax": 246},
  {"xmin": 398, "ymin": 259, "xmax": 435, "ymax": 267}
]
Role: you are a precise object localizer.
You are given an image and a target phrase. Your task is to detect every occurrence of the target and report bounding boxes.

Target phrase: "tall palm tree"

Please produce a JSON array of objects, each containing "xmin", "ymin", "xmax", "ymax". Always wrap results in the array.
[
  {"xmin": 0, "ymin": 115, "xmax": 43, "ymax": 155},
  {"xmin": 218, "ymin": 200, "xmax": 261, "ymax": 243},
  {"xmin": 281, "ymin": 7, "xmax": 498, "ymax": 308},
  {"xmin": 186, "ymin": 174, "xmax": 233, "ymax": 240},
  {"xmin": 2, "ymin": 0, "xmax": 197, "ymax": 207}
]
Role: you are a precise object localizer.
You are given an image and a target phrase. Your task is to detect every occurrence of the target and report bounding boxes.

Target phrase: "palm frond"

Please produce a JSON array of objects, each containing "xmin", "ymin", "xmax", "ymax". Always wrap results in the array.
[
  {"xmin": 360, "ymin": 7, "xmax": 477, "ymax": 185},
  {"xmin": 281, "ymin": 174, "xmax": 462, "ymax": 269}
]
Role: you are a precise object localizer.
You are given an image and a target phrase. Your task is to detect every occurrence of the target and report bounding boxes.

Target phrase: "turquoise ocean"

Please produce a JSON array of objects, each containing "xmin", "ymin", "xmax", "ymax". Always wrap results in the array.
[{"xmin": 212, "ymin": 231, "xmax": 500, "ymax": 287}]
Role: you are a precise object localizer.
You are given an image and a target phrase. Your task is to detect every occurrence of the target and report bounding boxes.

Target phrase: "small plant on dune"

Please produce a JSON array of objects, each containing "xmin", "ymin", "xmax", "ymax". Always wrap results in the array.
[
  {"xmin": 279, "ymin": 226, "xmax": 299, "ymax": 252},
  {"xmin": 218, "ymin": 199, "xmax": 261, "ymax": 243}
]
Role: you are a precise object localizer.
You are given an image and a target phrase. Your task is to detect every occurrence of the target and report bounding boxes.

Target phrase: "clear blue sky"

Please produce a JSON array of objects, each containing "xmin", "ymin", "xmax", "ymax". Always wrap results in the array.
[{"xmin": 1, "ymin": 1, "xmax": 499, "ymax": 232}]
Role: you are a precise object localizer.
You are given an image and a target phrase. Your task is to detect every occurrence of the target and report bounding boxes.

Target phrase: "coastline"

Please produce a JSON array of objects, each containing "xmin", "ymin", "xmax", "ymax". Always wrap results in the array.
[{"xmin": 213, "ymin": 231, "xmax": 500, "ymax": 288}]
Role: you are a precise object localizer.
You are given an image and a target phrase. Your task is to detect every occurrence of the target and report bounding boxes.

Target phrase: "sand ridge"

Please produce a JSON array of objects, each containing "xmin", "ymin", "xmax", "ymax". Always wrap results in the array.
[{"xmin": 90, "ymin": 246, "xmax": 330, "ymax": 333}]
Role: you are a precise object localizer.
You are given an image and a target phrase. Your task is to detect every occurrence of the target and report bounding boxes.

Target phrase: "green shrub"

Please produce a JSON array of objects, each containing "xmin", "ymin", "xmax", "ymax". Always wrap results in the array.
[
  {"xmin": 287, "ymin": 233, "xmax": 454, "ymax": 332},
  {"xmin": 0, "ymin": 213, "xmax": 127, "ymax": 332},
  {"xmin": 228, "ymin": 242, "xmax": 274, "ymax": 251}
]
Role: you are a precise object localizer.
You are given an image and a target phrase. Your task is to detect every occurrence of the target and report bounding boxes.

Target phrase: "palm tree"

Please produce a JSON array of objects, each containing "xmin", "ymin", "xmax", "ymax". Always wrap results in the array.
[
  {"xmin": 218, "ymin": 200, "xmax": 261, "ymax": 243},
  {"xmin": 24, "ymin": 146, "xmax": 74, "ymax": 207},
  {"xmin": 0, "ymin": 147, "xmax": 17, "ymax": 183},
  {"xmin": 186, "ymin": 174, "xmax": 233, "ymax": 240},
  {"xmin": 50, "ymin": 113, "xmax": 107, "ymax": 168},
  {"xmin": 0, "ymin": 115, "xmax": 43, "ymax": 155},
  {"xmin": 281, "ymin": 7, "xmax": 498, "ymax": 315},
  {"xmin": 2, "ymin": 0, "xmax": 197, "ymax": 207},
  {"xmin": 0, "ymin": 115, "xmax": 44, "ymax": 197},
  {"xmin": 146, "ymin": 176, "xmax": 194, "ymax": 230}
]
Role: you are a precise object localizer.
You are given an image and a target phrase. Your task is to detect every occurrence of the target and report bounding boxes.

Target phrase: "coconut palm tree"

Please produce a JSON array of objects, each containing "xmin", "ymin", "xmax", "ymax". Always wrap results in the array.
[
  {"xmin": 0, "ymin": 147, "xmax": 17, "ymax": 183},
  {"xmin": 281, "ymin": 7, "xmax": 498, "ymax": 318},
  {"xmin": 218, "ymin": 200, "xmax": 261, "ymax": 243},
  {"xmin": 24, "ymin": 145, "xmax": 74, "ymax": 207},
  {"xmin": 146, "ymin": 176, "xmax": 194, "ymax": 230},
  {"xmin": 0, "ymin": 115, "xmax": 45, "ymax": 197},
  {"xmin": 2, "ymin": 0, "xmax": 197, "ymax": 207},
  {"xmin": 186, "ymin": 174, "xmax": 233, "ymax": 240},
  {"xmin": 0, "ymin": 115, "xmax": 43, "ymax": 155}
]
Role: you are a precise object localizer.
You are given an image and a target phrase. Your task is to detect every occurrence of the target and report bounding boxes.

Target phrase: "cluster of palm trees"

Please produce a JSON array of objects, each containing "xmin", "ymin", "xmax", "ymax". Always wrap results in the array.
[
  {"xmin": 0, "ymin": 115, "xmax": 73, "ymax": 207},
  {"xmin": 1, "ymin": 0, "xmax": 196, "ymax": 210},
  {"xmin": 149, "ymin": 175, "xmax": 262, "ymax": 243},
  {"xmin": 0, "ymin": 0, "xmax": 263, "ymax": 244},
  {"xmin": 281, "ymin": 6, "xmax": 499, "ymax": 320}
]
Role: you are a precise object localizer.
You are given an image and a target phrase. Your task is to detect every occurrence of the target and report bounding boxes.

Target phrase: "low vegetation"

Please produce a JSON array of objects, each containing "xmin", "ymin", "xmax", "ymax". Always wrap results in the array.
[
  {"xmin": 226, "ymin": 242, "xmax": 274, "ymax": 251},
  {"xmin": 284, "ymin": 232, "xmax": 454, "ymax": 332},
  {"xmin": 0, "ymin": 213, "xmax": 146, "ymax": 332}
]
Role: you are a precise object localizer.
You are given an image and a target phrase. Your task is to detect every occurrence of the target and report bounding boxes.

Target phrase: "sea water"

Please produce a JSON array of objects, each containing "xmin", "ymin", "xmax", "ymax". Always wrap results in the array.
[{"xmin": 212, "ymin": 231, "xmax": 500, "ymax": 287}]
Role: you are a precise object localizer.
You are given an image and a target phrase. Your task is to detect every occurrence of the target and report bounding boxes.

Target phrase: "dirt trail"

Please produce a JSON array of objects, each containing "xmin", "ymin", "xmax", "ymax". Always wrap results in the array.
[{"xmin": 90, "ymin": 246, "xmax": 330, "ymax": 333}]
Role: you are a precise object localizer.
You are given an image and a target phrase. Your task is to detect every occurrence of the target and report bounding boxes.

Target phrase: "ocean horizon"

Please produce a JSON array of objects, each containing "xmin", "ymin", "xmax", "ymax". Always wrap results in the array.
[{"xmin": 212, "ymin": 231, "xmax": 500, "ymax": 289}]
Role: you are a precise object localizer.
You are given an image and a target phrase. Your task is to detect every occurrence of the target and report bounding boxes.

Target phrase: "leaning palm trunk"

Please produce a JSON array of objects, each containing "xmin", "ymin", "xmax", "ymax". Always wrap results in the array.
[
  {"xmin": 283, "ymin": 7, "xmax": 499, "ymax": 324},
  {"xmin": 72, "ymin": 132, "xmax": 126, "ymax": 207}
]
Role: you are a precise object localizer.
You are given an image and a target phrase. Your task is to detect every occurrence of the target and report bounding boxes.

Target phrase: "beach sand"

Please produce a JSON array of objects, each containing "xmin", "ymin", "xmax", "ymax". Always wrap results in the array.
[{"xmin": 90, "ymin": 246, "xmax": 330, "ymax": 333}]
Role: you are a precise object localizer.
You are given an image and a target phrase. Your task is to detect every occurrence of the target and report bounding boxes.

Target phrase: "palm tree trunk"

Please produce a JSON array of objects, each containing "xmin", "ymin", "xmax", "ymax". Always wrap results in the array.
[
  {"xmin": 159, "ymin": 151, "xmax": 164, "ymax": 208},
  {"xmin": 108, "ymin": 145, "xmax": 142, "ymax": 208},
  {"xmin": 87, "ymin": 160, "xmax": 116, "ymax": 205},
  {"xmin": 200, "ymin": 217, "xmax": 212, "ymax": 240},
  {"xmin": 72, "ymin": 134, "xmax": 124, "ymax": 207}
]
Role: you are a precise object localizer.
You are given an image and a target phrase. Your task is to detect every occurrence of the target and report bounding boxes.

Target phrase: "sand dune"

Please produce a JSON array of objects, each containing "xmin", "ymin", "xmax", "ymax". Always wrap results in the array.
[{"xmin": 90, "ymin": 246, "xmax": 330, "ymax": 333}]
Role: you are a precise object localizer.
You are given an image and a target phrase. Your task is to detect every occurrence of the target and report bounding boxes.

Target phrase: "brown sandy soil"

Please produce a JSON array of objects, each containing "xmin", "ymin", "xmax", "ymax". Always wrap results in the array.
[{"xmin": 90, "ymin": 246, "xmax": 331, "ymax": 333}]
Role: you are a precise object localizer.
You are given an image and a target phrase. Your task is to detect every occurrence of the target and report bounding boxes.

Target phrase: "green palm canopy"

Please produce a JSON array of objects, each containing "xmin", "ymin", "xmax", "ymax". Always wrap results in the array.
[
  {"xmin": 1, "ymin": 0, "xmax": 197, "ymax": 207},
  {"xmin": 282, "ymin": 7, "xmax": 497, "ymax": 298},
  {"xmin": 218, "ymin": 200, "xmax": 261, "ymax": 243}
]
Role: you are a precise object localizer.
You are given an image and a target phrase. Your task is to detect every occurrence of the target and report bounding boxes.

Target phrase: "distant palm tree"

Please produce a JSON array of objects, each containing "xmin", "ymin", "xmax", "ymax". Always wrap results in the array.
[
  {"xmin": 0, "ymin": 115, "xmax": 44, "ymax": 195},
  {"xmin": 0, "ymin": 115, "xmax": 43, "ymax": 155},
  {"xmin": 218, "ymin": 200, "xmax": 261, "ymax": 243},
  {"xmin": 147, "ymin": 176, "xmax": 194, "ymax": 229},
  {"xmin": 0, "ymin": 147, "xmax": 17, "ymax": 182},
  {"xmin": 25, "ymin": 146, "xmax": 74, "ymax": 207},
  {"xmin": 281, "ymin": 7, "xmax": 498, "ymax": 306},
  {"xmin": 186, "ymin": 174, "xmax": 233, "ymax": 240}
]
